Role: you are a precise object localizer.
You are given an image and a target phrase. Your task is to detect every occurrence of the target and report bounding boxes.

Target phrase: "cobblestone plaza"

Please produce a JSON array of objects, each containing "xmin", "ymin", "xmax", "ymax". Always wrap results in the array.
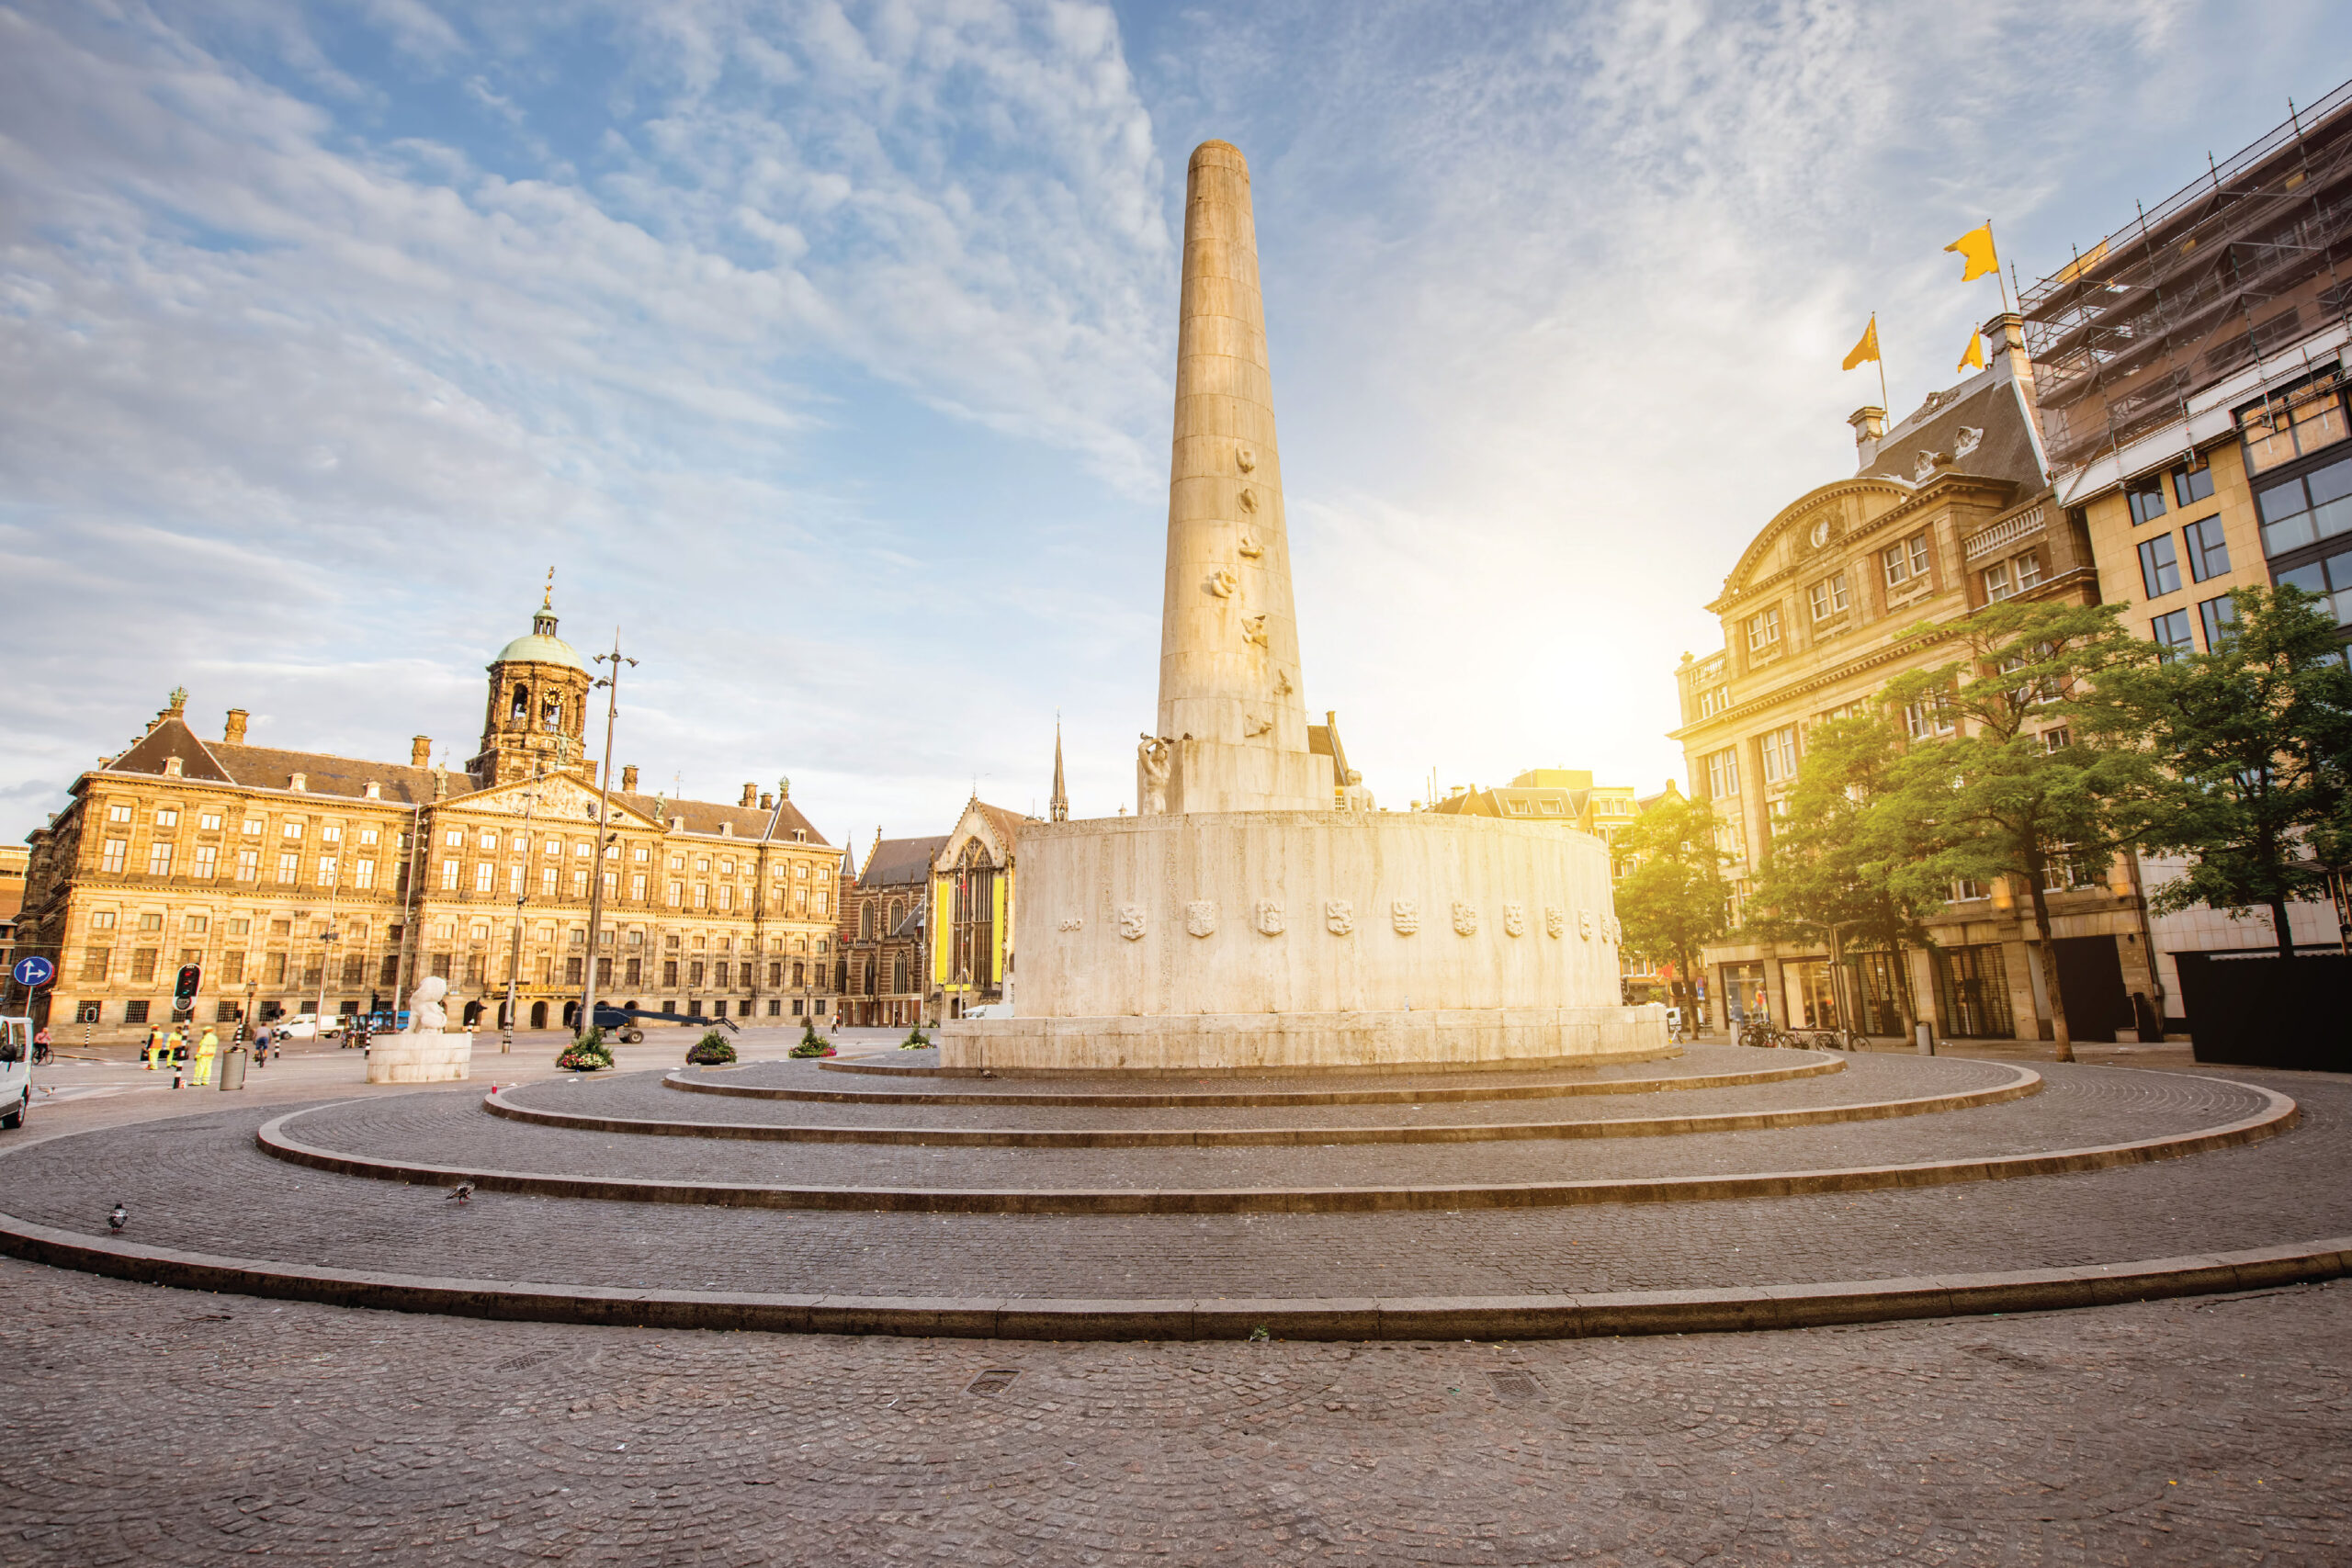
[{"xmin": 1, "ymin": 1032, "xmax": 2346, "ymax": 1562}]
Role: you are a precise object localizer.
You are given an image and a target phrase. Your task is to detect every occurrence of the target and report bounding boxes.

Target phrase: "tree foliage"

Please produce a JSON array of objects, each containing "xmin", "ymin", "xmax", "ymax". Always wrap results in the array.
[
  {"xmin": 2076, "ymin": 584, "xmax": 2352, "ymax": 958},
  {"xmin": 1611, "ymin": 792, "xmax": 1735, "ymax": 1023},
  {"xmin": 1879, "ymin": 599, "xmax": 2161, "ymax": 1061}
]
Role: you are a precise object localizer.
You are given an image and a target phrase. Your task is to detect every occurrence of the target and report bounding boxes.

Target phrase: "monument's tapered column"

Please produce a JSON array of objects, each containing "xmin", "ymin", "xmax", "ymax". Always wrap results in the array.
[{"xmin": 1151, "ymin": 140, "xmax": 1332, "ymax": 815}]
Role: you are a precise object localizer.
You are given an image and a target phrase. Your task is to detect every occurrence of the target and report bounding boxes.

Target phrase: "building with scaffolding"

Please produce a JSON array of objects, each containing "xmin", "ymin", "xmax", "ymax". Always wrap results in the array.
[{"xmin": 2021, "ymin": 81, "xmax": 2352, "ymax": 1010}]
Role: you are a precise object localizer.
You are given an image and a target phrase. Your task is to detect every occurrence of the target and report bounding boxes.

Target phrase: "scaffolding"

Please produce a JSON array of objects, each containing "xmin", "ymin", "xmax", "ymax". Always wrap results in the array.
[{"xmin": 2022, "ymin": 77, "xmax": 2352, "ymax": 479}]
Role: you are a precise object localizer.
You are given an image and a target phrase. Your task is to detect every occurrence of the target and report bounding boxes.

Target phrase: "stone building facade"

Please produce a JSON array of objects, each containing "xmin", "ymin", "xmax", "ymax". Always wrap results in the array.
[
  {"xmin": 834, "ymin": 795, "xmax": 1031, "ymax": 1027},
  {"xmin": 14, "ymin": 599, "xmax": 842, "ymax": 1040},
  {"xmin": 1670, "ymin": 314, "xmax": 2164, "ymax": 1043},
  {"xmin": 837, "ymin": 832, "xmax": 945, "ymax": 1029}
]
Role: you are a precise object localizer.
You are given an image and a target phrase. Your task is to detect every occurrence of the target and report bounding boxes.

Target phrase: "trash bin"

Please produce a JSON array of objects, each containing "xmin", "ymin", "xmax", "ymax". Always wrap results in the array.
[
  {"xmin": 1915, "ymin": 1022, "xmax": 1936, "ymax": 1056},
  {"xmin": 218, "ymin": 1044, "xmax": 249, "ymax": 1090}
]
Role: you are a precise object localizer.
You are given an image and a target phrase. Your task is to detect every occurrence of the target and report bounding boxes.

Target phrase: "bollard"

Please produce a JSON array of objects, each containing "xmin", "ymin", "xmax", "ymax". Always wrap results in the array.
[
  {"xmin": 1915, "ymin": 1021, "xmax": 1936, "ymax": 1055},
  {"xmin": 217, "ymin": 1044, "xmax": 249, "ymax": 1091}
]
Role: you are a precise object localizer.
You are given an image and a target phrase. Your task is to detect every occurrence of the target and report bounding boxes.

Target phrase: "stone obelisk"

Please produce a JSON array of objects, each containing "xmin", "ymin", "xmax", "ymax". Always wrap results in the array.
[{"xmin": 1148, "ymin": 140, "xmax": 1332, "ymax": 816}]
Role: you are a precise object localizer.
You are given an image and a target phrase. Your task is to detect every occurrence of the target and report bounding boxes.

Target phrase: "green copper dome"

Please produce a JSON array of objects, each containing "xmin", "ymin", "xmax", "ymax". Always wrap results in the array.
[{"xmin": 492, "ymin": 604, "xmax": 589, "ymax": 673}]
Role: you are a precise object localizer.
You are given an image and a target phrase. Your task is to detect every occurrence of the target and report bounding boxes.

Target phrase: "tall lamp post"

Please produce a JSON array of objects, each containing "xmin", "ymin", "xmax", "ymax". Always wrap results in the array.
[
  {"xmin": 575, "ymin": 632, "xmax": 635, "ymax": 1040},
  {"xmin": 500, "ymin": 769, "xmax": 548, "ymax": 1054}
]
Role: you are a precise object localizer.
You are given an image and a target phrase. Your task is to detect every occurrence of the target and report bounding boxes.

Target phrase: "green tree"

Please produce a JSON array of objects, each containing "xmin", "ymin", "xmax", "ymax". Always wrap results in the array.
[
  {"xmin": 1746, "ymin": 715, "xmax": 1946, "ymax": 1041},
  {"xmin": 2077, "ymin": 584, "xmax": 2352, "ymax": 958},
  {"xmin": 1612, "ymin": 792, "xmax": 1736, "ymax": 1030},
  {"xmin": 1881, "ymin": 599, "xmax": 2160, "ymax": 1062}
]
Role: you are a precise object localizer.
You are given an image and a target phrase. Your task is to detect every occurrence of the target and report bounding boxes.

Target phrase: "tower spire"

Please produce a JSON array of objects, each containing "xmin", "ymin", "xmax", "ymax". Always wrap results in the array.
[{"xmin": 1049, "ymin": 717, "xmax": 1069, "ymax": 822}]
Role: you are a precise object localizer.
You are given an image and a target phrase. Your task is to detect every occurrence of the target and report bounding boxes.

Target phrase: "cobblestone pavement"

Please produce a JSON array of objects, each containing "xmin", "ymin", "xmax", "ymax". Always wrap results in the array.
[
  {"xmin": 275, "ymin": 1060, "xmax": 2255, "ymax": 1190},
  {"xmin": 527, "ymin": 1049, "xmax": 1981, "ymax": 1134},
  {"xmin": 0, "ymin": 1255, "xmax": 2344, "ymax": 1565},
  {"xmin": 3, "ymin": 1074, "xmax": 2344, "ymax": 1301}
]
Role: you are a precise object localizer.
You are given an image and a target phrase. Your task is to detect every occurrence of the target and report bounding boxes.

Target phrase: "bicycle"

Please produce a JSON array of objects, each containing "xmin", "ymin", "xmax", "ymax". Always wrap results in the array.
[{"xmin": 1737, "ymin": 1017, "xmax": 1791, "ymax": 1050}]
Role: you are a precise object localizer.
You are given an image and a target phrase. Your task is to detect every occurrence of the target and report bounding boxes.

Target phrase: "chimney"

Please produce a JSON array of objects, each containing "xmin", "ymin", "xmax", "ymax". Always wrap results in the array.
[
  {"xmin": 223, "ymin": 709, "xmax": 248, "ymax": 746},
  {"xmin": 288, "ymin": 772, "xmax": 308, "ymax": 792},
  {"xmin": 741, "ymin": 783, "xmax": 758, "ymax": 807},
  {"xmin": 622, "ymin": 764, "xmax": 639, "ymax": 792},
  {"xmin": 1849, "ymin": 405, "xmax": 1888, "ymax": 470},
  {"xmin": 411, "ymin": 736, "xmax": 432, "ymax": 768},
  {"xmin": 1983, "ymin": 310, "xmax": 2032, "ymax": 397},
  {"xmin": 759, "ymin": 792, "xmax": 775, "ymax": 811}
]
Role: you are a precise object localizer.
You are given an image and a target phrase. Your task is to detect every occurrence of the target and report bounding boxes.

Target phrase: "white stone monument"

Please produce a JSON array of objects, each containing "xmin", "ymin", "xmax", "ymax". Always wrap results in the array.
[
  {"xmin": 938, "ymin": 140, "xmax": 1667, "ymax": 1074},
  {"xmin": 365, "ymin": 976, "xmax": 474, "ymax": 1084}
]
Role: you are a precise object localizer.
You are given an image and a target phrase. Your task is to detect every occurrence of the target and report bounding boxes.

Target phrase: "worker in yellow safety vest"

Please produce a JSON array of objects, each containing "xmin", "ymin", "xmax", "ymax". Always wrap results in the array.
[{"xmin": 193, "ymin": 1027, "xmax": 219, "ymax": 1087}]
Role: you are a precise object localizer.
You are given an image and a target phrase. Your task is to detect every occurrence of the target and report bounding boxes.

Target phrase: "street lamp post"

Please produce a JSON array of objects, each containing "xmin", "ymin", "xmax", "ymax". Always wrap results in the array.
[
  {"xmin": 576, "ymin": 632, "xmax": 636, "ymax": 1040},
  {"xmin": 501, "ymin": 769, "xmax": 548, "ymax": 1054}
]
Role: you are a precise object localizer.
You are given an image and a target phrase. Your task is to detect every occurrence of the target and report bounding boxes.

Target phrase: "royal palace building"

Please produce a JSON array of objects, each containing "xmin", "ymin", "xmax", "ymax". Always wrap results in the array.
[
  {"xmin": 1671, "ymin": 313, "xmax": 2165, "ymax": 1043},
  {"xmin": 15, "ymin": 596, "xmax": 842, "ymax": 1039}
]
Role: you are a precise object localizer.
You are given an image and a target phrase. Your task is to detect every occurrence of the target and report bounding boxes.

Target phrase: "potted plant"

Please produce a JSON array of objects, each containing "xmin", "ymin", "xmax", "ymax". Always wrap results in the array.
[
  {"xmin": 685, "ymin": 1030, "xmax": 737, "ymax": 1066},
  {"xmin": 788, "ymin": 1021, "xmax": 835, "ymax": 1058},
  {"xmin": 557, "ymin": 1027, "xmax": 614, "ymax": 1073}
]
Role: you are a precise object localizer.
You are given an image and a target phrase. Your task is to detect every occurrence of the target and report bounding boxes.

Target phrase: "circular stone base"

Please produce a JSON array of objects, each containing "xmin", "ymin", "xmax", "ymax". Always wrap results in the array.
[{"xmin": 938, "ymin": 1006, "xmax": 1670, "ymax": 1074}]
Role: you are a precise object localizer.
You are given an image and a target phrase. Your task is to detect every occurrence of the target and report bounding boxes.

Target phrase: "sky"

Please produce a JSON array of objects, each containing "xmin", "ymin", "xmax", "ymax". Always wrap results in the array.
[{"xmin": 6, "ymin": 1, "xmax": 2352, "ymax": 852}]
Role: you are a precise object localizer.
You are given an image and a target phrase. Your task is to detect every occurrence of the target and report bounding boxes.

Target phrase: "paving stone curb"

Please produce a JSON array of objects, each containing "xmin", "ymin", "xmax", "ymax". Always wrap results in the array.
[
  {"xmin": 668, "ymin": 1052, "xmax": 1849, "ymax": 1108},
  {"xmin": 254, "ymin": 1080, "xmax": 2300, "ymax": 1214},
  {"xmin": 483, "ymin": 1066, "xmax": 2039, "ymax": 1148},
  {"xmin": 816, "ymin": 1043, "xmax": 1682, "ymax": 1080},
  {"xmin": 0, "ymin": 1203, "xmax": 2340, "ymax": 1340}
]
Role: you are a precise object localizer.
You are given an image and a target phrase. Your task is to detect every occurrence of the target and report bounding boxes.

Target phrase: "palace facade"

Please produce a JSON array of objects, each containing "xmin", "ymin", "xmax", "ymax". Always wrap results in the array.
[{"xmin": 15, "ymin": 597, "xmax": 842, "ymax": 1039}]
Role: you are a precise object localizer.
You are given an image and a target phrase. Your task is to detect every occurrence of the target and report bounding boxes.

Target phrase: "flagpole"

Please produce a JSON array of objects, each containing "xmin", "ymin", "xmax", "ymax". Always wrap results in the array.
[
  {"xmin": 1874, "ymin": 313, "xmax": 1890, "ymax": 415},
  {"xmin": 1989, "ymin": 220, "xmax": 2014, "ymax": 312}
]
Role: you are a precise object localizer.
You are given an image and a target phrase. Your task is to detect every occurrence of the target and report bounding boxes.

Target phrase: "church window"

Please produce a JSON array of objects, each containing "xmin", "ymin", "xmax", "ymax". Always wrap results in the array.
[
  {"xmin": 101, "ymin": 840, "xmax": 127, "ymax": 874},
  {"xmin": 440, "ymin": 860, "xmax": 458, "ymax": 890},
  {"xmin": 474, "ymin": 862, "xmax": 494, "ymax": 893},
  {"xmin": 859, "ymin": 904, "xmax": 874, "ymax": 942},
  {"xmin": 888, "ymin": 899, "xmax": 902, "ymax": 928},
  {"xmin": 356, "ymin": 859, "xmax": 376, "ymax": 890},
  {"xmin": 893, "ymin": 957, "xmax": 909, "ymax": 994},
  {"xmin": 154, "ymin": 807, "xmax": 179, "ymax": 829},
  {"xmin": 280, "ymin": 852, "xmax": 301, "ymax": 884},
  {"xmin": 631, "ymin": 874, "xmax": 647, "ymax": 900},
  {"xmin": 317, "ymin": 855, "xmax": 337, "ymax": 886},
  {"xmin": 107, "ymin": 803, "xmax": 132, "ymax": 823},
  {"xmin": 236, "ymin": 848, "xmax": 258, "ymax": 881}
]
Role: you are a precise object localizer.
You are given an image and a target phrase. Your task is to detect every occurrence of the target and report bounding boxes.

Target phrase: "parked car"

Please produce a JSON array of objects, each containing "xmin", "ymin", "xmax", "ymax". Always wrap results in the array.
[
  {"xmin": 0, "ymin": 1015, "xmax": 31, "ymax": 1129},
  {"xmin": 270, "ymin": 1012, "xmax": 343, "ymax": 1042}
]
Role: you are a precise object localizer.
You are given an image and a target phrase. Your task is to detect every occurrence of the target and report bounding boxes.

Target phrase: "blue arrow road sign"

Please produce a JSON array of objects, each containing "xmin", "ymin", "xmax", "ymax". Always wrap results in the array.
[{"xmin": 12, "ymin": 956, "xmax": 54, "ymax": 988}]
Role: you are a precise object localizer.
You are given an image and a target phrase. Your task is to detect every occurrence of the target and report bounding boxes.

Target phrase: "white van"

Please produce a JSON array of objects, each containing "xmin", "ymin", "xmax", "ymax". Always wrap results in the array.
[{"xmin": 0, "ymin": 1016, "xmax": 31, "ymax": 1130}]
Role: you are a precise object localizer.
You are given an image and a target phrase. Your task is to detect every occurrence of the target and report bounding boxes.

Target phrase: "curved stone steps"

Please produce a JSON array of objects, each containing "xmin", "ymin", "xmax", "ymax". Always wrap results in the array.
[{"xmin": 492, "ymin": 1066, "xmax": 2038, "ymax": 1148}]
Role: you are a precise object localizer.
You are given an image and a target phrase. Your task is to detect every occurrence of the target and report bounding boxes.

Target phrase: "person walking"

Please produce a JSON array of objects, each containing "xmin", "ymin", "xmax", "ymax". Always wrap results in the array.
[
  {"xmin": 143, "ymin": 1024, "xmax": 163, "ymax": 1070},
  {"xmin": 193, "ymin": 1026, "xmax": 218, "ymax": 1087}
]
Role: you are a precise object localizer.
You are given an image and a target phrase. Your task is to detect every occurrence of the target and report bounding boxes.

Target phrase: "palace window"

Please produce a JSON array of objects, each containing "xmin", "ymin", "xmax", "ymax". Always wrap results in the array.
[
  {"xmin": 626, "ymin": 957, "xmax": 642, "ymax": 986},
  {"xmin": 667, "ymin": 881, "xmax": 683, "ymax": 908},
  {"xmin": 130, "ymin": 947, "xmax": 157, "ymax": 983},
  {"xmin": 1882, "ymin": 534, "xmax": 1931, "ymax": 587},
  {"xmin": 236, "ymin": 848, "xmax": 258, "ymax": 881},
  {"xmin": 199, "ymin": 812, "xmax": 221, "ymax": 830},
  {"xmin": 321, "ymin": 822, "xmax": 341, "ymax": 843},
  {"xmin": 317, "ymin": 855, "xmax": 337, "ymax": 886},
  {"xmin": 146, "ymin": 841, "xmax": 173, "ymax": 876},
  {"xmin": 359, "ymin": 827, "xmax": 378, "ymax": 846},
  {"xmin": 440, "ymin": 859, "xmax": 458, "ymax": 890},
  {"xmin": 220, "ymin": 952, "xmax": 243, "ymax": 984},
  {"xmin": 693, "ymin": 884, "xmax": 708, "ymax": 908},
  {"xmin": 279, "ymin": 852, "xmax": 301, "ymax": 884},
  {"xmin": 1807, "ymin": 573, "xmax": 1849, "ymax": 619},
  {"xmin": 631, "ymin": 874, "xmax": 647, "ymax": 901},
  {"xmin": 1705, "ymin": 749, "xmax": 1739, "ymax": 798},
  {"xmin": 154, "ymin": 807, "xmax": 178, "ymax": 829},
  {"xmin": 564, "ymin": 956, "xmax": 582, "ymax": 985},
  {"xmin": 1745, "ymin": 606, "xmax": 1781, "ymax": 653},
  {"xmin": 663, "ymin": 959, "xmax": 679, "ymax": 987},
  {"xmin": 81, "ymin": 946, "xmax": 109, "ymax": 982},
  {"xmin": 690, "ymin": 961, "xmax": 707, "ymax": 987},
  {"xmin": 634, "ymin": 845, "xmax": 649, "ymax": 863},
  {"xmin": 193, "ymin": 845, "xmax": 218, "ymax": 878},
  {"xmin": 718, "ymin": 885, "xmax": 732, "ymax": 911},
  {"xmin": 572, "ymin": 869, "xmax": 590, "ymax": 897},
  {"xmin": 479, "ymin": 830, "xmax": 498, "ymax": 851},
  {"xmin": 474, "ymin": 862, "xmax": 494, "ymax": 894},
  {"xmin": 574, "ymin": 840, "xmax": 592, "ymax": 859},
  {"xmin": 508, "ymin": 863, "xmax": 524, "ymax": 896},
  {"xmin": 1759, "ymin": 727, "xmax": 1798, "ymax": 786},
  {"xmin": 107, "ymin": 803, "xmax": 132, "ymax": 823},
  {"xmin": 242, "ymin": 818, "xmax": 262, "ymax": 836},
  {"xmin": 102, "ymin": 840, "xmax": 127, "ymax": 874},
  {"xmin": 714, "ymin": 961, "xmax": 730, "ymax": 988},
  {"xmin": 812, "ymin": 893, "xmax": 827, "ymax": 915},
  {"xmin": 440, "ymin": 828, "xmax": 460, "ymax": 848},
  {"xmin": 603, "ymin": 872, "xmax": 617, "ymax": 899},
  {"xmin": 543, "ymin": 867, "xmax": 559, "ymax": 896}
]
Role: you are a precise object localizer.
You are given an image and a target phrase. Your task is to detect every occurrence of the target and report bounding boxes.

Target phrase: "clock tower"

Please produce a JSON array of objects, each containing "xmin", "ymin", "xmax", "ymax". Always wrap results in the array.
[{"xmin": 470, "ymin": 589, "xmax": 593, "ymax": 784}]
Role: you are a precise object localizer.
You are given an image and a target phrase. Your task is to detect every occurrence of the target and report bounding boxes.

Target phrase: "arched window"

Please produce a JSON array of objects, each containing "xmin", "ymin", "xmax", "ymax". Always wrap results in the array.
[
  {"xmin": 888, "ymin": 898, "xmax": 901, "ymax": 930},
  {"xmin": 892, "ymin": 956, "xmax": 909, "ymax": 994},
  {"xmin": 859, "ymin": 902, "xmax": 874, "ymax": 942},
  {"xmin": 540, "ymin": 694, "xmax": 563, "ymax": 732},
  {"xmin": 510, "ymin": 684, "xmax": 529, "ymax": 722}
]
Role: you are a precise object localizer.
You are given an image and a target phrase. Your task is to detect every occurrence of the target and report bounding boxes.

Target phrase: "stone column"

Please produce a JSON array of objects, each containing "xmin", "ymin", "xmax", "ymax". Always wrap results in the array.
[{"xmin": 1154, "ymin": 140, "xmax": 1331, "ymax": 814}]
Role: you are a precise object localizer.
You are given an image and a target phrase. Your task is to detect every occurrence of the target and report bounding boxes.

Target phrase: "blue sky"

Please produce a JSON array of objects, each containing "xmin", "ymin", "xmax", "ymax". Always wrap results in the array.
[{"xmin": 6, "ymin": 1, "xmax": 2351, "ymax": 850}]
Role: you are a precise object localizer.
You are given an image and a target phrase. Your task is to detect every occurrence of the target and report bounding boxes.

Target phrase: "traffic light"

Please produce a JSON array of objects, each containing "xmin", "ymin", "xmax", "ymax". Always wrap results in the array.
[{"xmin": 174, "ymin": 963, "xmax": 202, "ymax": 1009}]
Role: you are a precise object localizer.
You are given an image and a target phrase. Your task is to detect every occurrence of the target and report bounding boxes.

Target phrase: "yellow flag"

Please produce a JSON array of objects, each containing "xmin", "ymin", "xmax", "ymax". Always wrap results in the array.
[
  {"xmin": 1946, "ymin": 221, "xmax": 1999, "ymax": 282},
  {"xmin": 1842, "ymin": 315, "xmax": 1880, "ymax": 371},
  {"xmin": 1957, "ymin": 330, "xmax": 1986, "ymax": 374}
]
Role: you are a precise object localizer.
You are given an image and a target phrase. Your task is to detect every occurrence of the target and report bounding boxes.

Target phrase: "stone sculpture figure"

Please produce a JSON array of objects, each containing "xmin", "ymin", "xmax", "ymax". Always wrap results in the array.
[
  {"xmin": 406, "ymin": 976, "xmax": 449, "ymax": 1033},
  {"xmin": 1137, "ymin": 736, "xmax": 1172, "ymax": 816},
  {"xmin": 1209, "ymin": 569, "xmax": 1239, "ymax": 598},
  {"xmin": 1238, "ymin": 535, "xmax": 1263, "ymax": 559}
]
